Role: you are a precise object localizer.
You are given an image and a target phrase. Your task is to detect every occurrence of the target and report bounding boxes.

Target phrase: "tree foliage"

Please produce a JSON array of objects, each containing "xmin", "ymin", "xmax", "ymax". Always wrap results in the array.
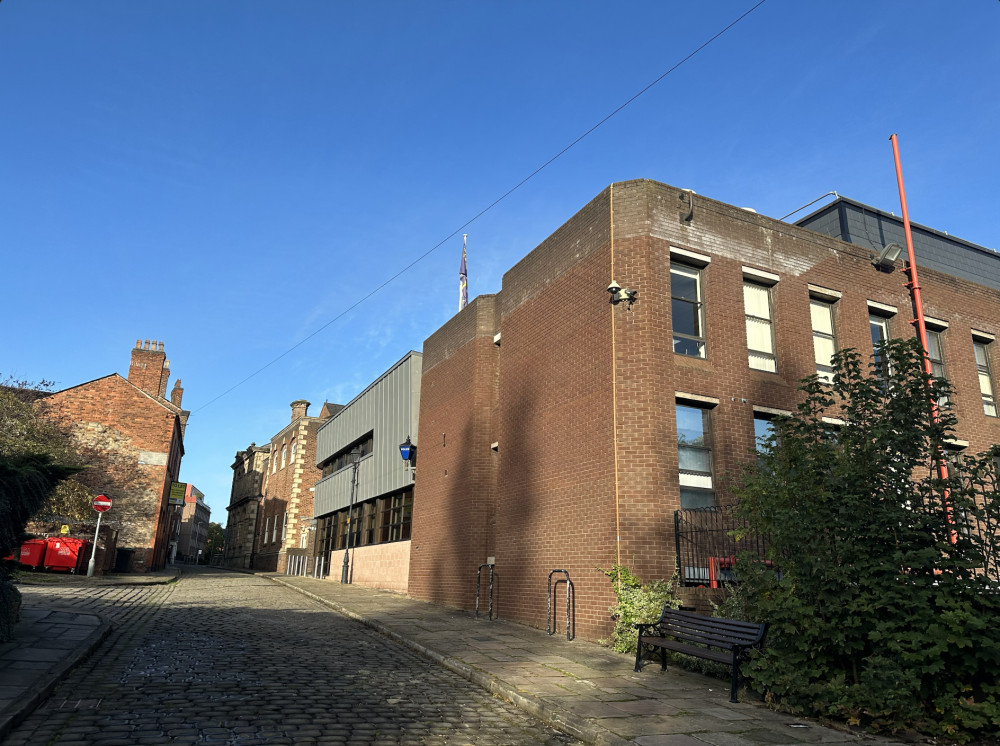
[
  {"xmin": 1, "ymin": 377, "xmax": 151, "ymax": 531},
  {"xmin": 732, "ymin": 338, "xmax": 1000, "ymax": 740},
  {"xmin": 205, "ymin": 522, "xmax": 225, "ymax": 560}
]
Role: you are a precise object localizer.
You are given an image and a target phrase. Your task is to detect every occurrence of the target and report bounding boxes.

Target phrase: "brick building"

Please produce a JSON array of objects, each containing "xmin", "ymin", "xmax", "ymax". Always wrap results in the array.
[
  {"xmin": 35, "ymin": 340, "xmax": 189, "ymax": 572},
  {"xmin": 313, "ymin": 352, "xmax": 421, "ymax": 591},
  {"xmin": 175, "ymin": 483, "xmax": 210, "ymax": 563},
  {"xmin": 252, "ymin": 400, "xmax": 338, "ymax": 572},
  {"xmin": 224, "ymin": 443, "xmax": 270, "ymax": 570},
  {"xmin": 407, "ymin": 179, "xmax": 1000, "ymax": 642}
]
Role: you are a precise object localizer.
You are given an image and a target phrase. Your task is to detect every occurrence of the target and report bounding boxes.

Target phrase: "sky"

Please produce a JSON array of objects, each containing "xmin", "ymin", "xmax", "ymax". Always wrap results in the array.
[{"xmin": 3, "ymin": 1, "xmax": 999, "ymax": 527}]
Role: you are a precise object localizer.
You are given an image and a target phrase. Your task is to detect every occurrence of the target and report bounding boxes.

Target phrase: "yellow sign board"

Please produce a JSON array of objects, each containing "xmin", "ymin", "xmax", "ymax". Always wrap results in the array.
[
  {"xmin": 60, "ymin": 525, "xmax": 69, "ymax": 535},
  {"xmin": 169, "ymin": 481, "xmax": 187, "ymax": 506}
]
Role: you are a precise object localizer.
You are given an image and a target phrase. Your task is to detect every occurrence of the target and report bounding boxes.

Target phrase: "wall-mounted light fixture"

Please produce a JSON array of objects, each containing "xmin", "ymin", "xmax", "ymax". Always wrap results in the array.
[
  {"xmin": 872, "ymin": 243, "xmax": 903, "ymax": 271},
  {"xmin": 607, "ymin": 281, "xmax": 638, "ymax": 310},
  {"xmin": 399, "ymin": 435, "xmax": 416, "ymax": 471}
]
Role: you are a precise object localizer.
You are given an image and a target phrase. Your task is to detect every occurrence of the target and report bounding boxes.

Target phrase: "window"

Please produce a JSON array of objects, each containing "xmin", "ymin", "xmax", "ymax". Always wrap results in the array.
[
  {"xmin": 744, "ymin": 281, "xmax": 776, "ymax": 372},
  {"xmin": 281, "ymin": 511, "xmax": 287, "ymax": 541},
  {"xmin": 926, "ymin": 328, "xmax": 948, "ymax": 406},
  {"xmin": 272, "ymin": 515, "xmax": 278, "ymax": 543},
  {"xmin": 869, "ymin": 315, "xmax": 891, "ymax": 379},
  {"xmin": 290, "ymin": 440, "xmax": 297, "ymax": 463},
  {"xmin": 753, "ymin": 414, "xmax": 776, "ymax": 454},
  {"xmin": 671, "ymin": 262, "xmax": 705, "ymax": 358},
  {"xmin": 271, "ymin": 452, "xmax": 276, "ymax": 474},
  {"xmin": 810, "ymin": 299, "xmax": 837, "ymax": 383},
  {"xmin": 676, "ymin": 403, "xmax": 715, "ymax": 509},
  {"xmin": 263, "ymin": 516, "xmax": 270, "ymax": 544},
  {"xmin": 974, "ymin": 339, "xmax": 997, "ymax": 417},
  {"xmin": 320, "ymin": 432, "xmax": 375, "ymax": 478},
  {"xmin": 281, "ymin": 444, "xmax": 287, "ymax": 469}
]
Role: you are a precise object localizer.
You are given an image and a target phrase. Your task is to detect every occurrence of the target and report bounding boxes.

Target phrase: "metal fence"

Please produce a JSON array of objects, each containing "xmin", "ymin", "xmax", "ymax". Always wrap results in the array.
[{"xmin": 674, "ymin": 505, "xmax": 769, "ymax": 587}]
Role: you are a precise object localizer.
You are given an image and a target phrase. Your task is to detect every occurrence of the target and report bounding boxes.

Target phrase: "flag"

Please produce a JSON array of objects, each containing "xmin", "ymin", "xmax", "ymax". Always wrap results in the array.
[{"xmin": 459, "ymin": 234, "xmax": 468, "ymax": 311}]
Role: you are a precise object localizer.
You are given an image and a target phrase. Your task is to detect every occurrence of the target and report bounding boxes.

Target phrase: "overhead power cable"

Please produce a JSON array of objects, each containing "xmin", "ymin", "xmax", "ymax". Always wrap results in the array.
[{"xmin": 193, "ymin": 0, "xmax": 770, "ymax": 414}]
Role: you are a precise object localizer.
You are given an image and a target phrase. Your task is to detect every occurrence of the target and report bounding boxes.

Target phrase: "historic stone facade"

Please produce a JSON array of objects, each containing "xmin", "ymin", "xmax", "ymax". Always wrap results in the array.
[
  {"xmin": 224, "ymin": 443, "xmax": 270, "ymax": 570},
  {"xmin": 253, "ymin": 401, "xmax": 337, "ymax": 573}
]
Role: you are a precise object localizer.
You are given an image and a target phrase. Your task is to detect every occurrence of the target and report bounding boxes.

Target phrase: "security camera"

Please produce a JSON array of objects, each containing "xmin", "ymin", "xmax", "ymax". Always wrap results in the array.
[{"xmin": 607, "ymin": 280, "xmax": 621, "ymax": 294}]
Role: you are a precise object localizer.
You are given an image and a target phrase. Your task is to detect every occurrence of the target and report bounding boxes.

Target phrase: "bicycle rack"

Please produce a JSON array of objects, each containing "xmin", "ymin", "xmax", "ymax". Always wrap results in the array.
[
  {"xmin": 475, "ymin": 564, "xmax": 495, "ymax": 620},
  {"xmin": 547, "ymin": 569, "xmax": 573, "ymax": 640}
]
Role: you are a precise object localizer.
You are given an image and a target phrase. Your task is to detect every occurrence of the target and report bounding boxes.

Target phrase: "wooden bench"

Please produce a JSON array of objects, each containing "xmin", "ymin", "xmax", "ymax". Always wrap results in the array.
[{"xmin": 634, "ymin": 608, "xmax": 766, "ymax": 702}]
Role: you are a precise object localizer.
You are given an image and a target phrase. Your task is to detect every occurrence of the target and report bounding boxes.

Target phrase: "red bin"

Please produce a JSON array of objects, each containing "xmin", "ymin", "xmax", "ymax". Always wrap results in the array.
[
  {"xmin": 17, "ymin": 538, "xmax": 48, "ymax": 569},
  {"xmin": 43, "ymin": 537, "xmax": 90, "ymax": 573}
]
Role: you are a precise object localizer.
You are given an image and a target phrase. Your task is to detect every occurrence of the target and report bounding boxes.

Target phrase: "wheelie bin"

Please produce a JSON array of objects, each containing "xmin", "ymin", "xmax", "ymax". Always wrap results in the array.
[{"xmin": 43, "ymin": 537, "xmax": 90, "ymax": 573}]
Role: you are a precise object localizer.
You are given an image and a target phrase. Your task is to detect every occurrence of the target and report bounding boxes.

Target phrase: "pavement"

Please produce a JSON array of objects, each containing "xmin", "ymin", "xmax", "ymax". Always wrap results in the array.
[
  {"xmin": 0, "ymin": 567, "xmax": 180, "ymax": 741},
  {"xmin": 0, "ymin": 567, "xmax": 908, "ymax": 746}
]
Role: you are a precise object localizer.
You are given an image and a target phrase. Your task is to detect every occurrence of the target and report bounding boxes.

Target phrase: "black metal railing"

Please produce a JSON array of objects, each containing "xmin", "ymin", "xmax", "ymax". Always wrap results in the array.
[{"xmin": 674, "ymin": 505, "xmax": 769, "ymax": 587}]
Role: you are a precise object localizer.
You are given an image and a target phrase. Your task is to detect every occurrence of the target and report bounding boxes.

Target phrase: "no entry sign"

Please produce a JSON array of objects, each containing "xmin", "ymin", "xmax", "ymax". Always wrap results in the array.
[{"xmin": 92, "ymin": 494, "xmax": 112, "ymax": 513}]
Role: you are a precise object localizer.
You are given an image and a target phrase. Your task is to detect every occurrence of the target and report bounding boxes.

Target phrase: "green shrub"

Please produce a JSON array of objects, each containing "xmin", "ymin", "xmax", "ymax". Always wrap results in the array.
[
  {"xmin": 732, "ymin": 338, "xmax": 1000, "ymax": 741},
  {"xmin": 600, "ymin": 563, "xmax": 680, "ymax": 653}
]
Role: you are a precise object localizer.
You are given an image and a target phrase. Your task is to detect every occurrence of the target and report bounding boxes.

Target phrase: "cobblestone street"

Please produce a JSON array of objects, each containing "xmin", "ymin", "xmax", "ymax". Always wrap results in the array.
[{"xmin": 8, "ymin": 568, "xmax": 580, "ymax": 745}]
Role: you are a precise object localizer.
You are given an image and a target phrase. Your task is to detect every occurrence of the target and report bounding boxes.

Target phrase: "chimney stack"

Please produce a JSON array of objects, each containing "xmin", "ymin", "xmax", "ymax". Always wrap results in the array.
[
  {"xmin": 129, "ymin": 338, "xmax": 167, "ymax": 397},
  {"xmin": 170, "ymin": 379, "xmax": 184, "ymax": 408},
  {"xmin": 290, "ymin": 400, "xmax": 310, "ymax": 422}
]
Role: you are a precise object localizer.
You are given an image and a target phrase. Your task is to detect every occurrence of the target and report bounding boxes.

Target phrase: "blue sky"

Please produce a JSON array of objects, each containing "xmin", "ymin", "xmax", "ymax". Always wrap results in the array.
[{"xmin": 3, "ymin": 1, "xmax": 998, "ymax": 526}]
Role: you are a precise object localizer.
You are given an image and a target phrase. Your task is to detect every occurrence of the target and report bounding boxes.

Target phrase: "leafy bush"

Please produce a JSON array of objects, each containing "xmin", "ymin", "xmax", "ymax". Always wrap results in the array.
[
  {"xmin": 600, "ymin": 563, "xmax": 680, "ymax": 653},
  {"xmin": 733, "ymin": 338, "xmax": 1000, "ymax": 740}
]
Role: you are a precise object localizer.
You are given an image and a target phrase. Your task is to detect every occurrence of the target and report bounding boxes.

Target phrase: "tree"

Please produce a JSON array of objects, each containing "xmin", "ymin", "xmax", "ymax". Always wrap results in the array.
[
  {"xmin": 205, "ymin": 522, "xmax": 225, "ymax": 561},
  {"xmin": 1, "ymin": 377, "xmax": 152, "ymax": 531},
  {"xmin": 733, "ymin": 338, "xmax": 1000, "ymax": 740}
]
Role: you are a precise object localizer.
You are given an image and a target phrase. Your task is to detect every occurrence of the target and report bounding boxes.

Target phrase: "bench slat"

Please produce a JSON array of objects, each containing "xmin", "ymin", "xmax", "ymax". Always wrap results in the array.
[{"xmin": 634, "ymin": 606, "xmax": 767, "ymax": 703}]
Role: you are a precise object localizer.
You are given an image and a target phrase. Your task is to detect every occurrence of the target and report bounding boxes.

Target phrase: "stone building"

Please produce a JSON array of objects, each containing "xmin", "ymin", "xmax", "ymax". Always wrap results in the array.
[
  {"xmin": 252, "ymin": 400, "xmax": 339, "ymax": 572},
  {"xmin": 408, "ymin": 179, "xmax": 1000, "ymax": 642},
  {"xmin": 224, "ymin": 443, "xmax": 270, "ymax": 570},
  {"xmin": 35, "ymin": 340, "xmax": 189, "ymax": 572},
  {"xmin": 313, "ymin": 352, "xmax": 421, "ymax": 591}
]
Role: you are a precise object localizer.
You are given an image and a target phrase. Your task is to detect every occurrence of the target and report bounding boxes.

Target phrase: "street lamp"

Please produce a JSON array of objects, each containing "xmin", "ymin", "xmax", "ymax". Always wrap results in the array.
[{"xmin": 340, "ymin": 447, "xmax": 362, "ymax": 584}]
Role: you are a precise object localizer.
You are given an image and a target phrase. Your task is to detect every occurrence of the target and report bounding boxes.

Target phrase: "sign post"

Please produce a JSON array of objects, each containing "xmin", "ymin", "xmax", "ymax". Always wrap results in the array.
[{"xmin": 87, "ymin": 494, "xmax": 112, "ymax": 578}]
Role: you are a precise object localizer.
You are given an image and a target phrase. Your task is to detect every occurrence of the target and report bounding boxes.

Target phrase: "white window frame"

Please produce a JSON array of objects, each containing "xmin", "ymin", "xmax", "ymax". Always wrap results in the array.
[
  {"xmin": 973, "ymin": 335, "xmax": 997, "ymax": 417},
  {"xmin": 926, "ymin": 325, "xmax": 949, "ymax": 406},
  {"xmin": 810, "ymin": 295, "xmax": 838, "ymax": 383},
  {"xmin": 263, "ymin": 516, "xmax": 270, "ymax": 544},
  {"xmin": 743, "ymin": 270, "xmax": 778, "ymax": 373},
  {"xmin": 671, "ymin": 262, "xmax": 706, "ymax": 358},
  {"xmin": 676, "ymin": 398, "xmax": 717, "ymax": 509},
  {"xmin": 281, "ymin": 511, "xmax": 288, "ymax": 542}
]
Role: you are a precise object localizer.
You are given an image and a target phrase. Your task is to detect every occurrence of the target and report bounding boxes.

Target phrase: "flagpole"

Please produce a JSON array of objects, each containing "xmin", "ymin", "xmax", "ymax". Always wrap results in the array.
[{"xmin": 459, "ymin": 234, "xmax": 469, "ymax": 311}]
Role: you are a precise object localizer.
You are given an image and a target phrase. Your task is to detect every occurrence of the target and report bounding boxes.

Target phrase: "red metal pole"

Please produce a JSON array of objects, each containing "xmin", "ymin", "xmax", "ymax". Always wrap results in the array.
[{"xmin": 890, "ymin": 134, "xmax": 953, "ymax": 539}]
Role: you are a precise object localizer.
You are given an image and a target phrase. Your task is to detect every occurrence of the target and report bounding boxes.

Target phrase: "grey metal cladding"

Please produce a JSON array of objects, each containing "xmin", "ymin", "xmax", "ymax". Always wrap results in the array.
[
  {"xmin": 797, "ymin": 199, "xmax": 1000, "ymax": 292},
  {"xmin": 313, "ymin": 351, "xmax": 422, "ymax": 518}
]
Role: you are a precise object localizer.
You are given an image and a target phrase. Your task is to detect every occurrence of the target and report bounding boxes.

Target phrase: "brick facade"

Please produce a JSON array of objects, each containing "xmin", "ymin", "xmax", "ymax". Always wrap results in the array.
[
  {"xmin": 35, "ymin": 340, "xmax": 189, "ymax": 572},
  {"xmin": 409, "ymin": 179, "xmax": 1000, "ymax": 642},
  {"xmin": 253, "ymin": 401, "xmax": 330, "ymax": 573}
]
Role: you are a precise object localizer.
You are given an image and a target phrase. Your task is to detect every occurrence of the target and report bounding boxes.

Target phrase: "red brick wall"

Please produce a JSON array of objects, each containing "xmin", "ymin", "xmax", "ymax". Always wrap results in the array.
[
  {"xmin": 410, "ymin": 179, "xmax": 1000, "ymax": 643},
  {"xmin": 256, "ymin": 410, "xmax": 325, "ymax": 573},
  {"xmin": 36, "ymin": 374, "xmax": 183, "ymax": 571},
  {"xmin": 409, "ymin": 295, "xmax": 500, "ymax": 606}
]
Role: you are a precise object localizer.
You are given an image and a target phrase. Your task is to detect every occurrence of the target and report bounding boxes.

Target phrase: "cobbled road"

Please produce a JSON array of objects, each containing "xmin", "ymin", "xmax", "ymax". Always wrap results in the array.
[{"xmin": 8, "ymin": 568, "xmax": 580, "ymax": 746}]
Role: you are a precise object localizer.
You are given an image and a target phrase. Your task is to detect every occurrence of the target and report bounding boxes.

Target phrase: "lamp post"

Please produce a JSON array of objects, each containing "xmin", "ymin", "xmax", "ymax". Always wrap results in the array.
[{"xmin": 340, "ymin": 447, "xmax": 362, "ymax": 584}]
